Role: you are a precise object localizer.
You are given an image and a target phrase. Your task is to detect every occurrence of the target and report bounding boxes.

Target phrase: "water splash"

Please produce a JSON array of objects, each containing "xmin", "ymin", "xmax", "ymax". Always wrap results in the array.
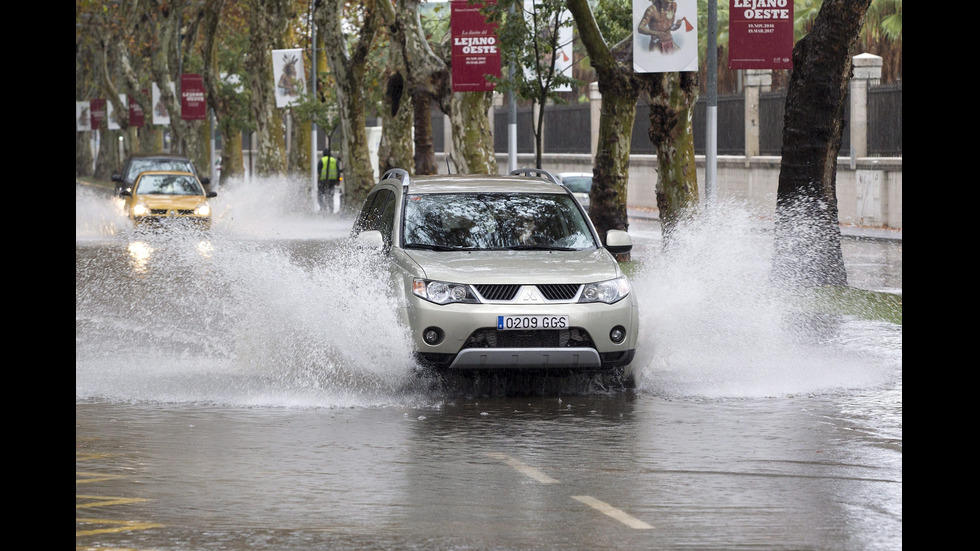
[
  {"xmin": 77, "ymin": 181, "xmax": 900, "ymax": 406},
  {"xmin": 76, "ymin": 176, "xmax": 423, "ymax": 408},
  {"xmin": 629, "ymin": 200, "xmax": 901, "ymax": 399}
]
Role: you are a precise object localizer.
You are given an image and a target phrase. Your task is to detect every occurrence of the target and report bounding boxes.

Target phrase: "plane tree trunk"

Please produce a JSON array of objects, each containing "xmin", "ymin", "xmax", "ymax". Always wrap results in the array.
[{"xmin": 772, "ymin": 0, "xmax": 872, "ymax": 287}]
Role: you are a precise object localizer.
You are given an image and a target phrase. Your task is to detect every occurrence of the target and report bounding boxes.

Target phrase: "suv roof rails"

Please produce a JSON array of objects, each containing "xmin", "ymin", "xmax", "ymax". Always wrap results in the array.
[
  {"xmin": 382, "ymin": 168, "xmax": 410, "ymax": 186},
  {"xmin": 509, "ymin": 168, "xmax": 562, "ymax": 186}
]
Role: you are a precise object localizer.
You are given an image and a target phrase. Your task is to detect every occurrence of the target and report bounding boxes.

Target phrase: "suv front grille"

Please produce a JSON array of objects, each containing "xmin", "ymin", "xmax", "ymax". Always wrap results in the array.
[
  {"xmin": 461, "ymin": 328, "xmax": 595, "ymax": 350},
  {"xmin": 473, "ymin": 284, "xmax": 582, "ymax": 302},
  {"xmin": 537, "ymin": 284, "xmax": 580, "ymax": 300},
  {"xmin": 474, "ymin": 284, "xmax": 520, "ymax": 301}
]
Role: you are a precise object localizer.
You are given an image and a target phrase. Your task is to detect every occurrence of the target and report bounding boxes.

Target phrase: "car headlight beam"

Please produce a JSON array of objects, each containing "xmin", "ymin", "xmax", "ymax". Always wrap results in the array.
[
  {"xmin": 132, "ymin": 203, "xmax": 150, "ymax": 216},
  {"xmin": 194, "ymin": 203, "xmax": 211, "ymax": 216}
]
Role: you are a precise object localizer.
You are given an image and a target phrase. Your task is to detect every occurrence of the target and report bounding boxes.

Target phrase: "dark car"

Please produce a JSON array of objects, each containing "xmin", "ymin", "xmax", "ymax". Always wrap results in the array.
[
  {"xmin": 112, "ymin": 154, "xmax": 211, "ymax": 196},
  {"xmin": 556, "ymin": 172, "xmax": 593, "ymax": 211}
]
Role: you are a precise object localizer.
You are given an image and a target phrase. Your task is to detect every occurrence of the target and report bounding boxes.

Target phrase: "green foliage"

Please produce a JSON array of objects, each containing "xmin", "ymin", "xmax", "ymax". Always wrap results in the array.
[
  {"xmin": 592, "ymin": 0, "xmax": 632, "ymax": 45},
  {"xmin": 486, "ymin": 0, "xmax": 581, "ymax": 103}
]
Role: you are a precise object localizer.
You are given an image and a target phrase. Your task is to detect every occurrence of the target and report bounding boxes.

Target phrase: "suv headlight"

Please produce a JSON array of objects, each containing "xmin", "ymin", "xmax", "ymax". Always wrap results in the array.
[
  {"xmin": 578, "ymin": 277, "xmax": 631, "ymax": 304},
  {"xmin": 413, "ymin": 279, "xmax": 478, "ymax": 304}
]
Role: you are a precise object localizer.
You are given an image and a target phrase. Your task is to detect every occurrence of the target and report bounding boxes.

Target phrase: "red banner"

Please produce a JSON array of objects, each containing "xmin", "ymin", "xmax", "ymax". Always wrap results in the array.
[
  {"xmin": 451, "ymin": 1, "xmax": 500, "ymax": 92},
  {"xmin": 180, "ymin": 74, "xmax": 207, "ymax": 120},
  {"xmin": 89, "ymin": 98, "xmax": 106, "ymax": 130},
  {"xmin": 128, "ymin": 91, "xmax": 147, "ymax": 128},
  {"xmin": 728, "ymin": 0, "xmax": 794, "ymax": 70}
]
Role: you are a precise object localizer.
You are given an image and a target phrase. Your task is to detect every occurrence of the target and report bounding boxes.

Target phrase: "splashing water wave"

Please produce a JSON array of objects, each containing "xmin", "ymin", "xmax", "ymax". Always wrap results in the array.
[
  {"xmin": 77, "ymin": 181, "xmax": 900, "ymax": 406},
  {"xmin": 629, "ymin": 200, "xmax": 900, "ymax": 399}
]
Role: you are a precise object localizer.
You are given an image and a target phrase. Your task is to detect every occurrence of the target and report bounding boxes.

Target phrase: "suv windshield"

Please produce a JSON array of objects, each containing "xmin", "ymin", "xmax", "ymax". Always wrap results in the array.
[{"xmin": 403, "ymin": 193, "xmax": 596, "ymax": 251}]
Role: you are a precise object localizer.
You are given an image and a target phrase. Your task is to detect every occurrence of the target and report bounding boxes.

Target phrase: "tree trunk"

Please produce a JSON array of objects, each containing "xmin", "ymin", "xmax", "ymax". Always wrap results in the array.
[
  {"xmin": 772, "ymin": 0, "xmax": 872, "ymax": 287},
  {"xmin": 318, "ymin": 0, "xmax": 382, "ymax": 208},
  {"xmin": 382, "ymin": 0, "xmax": 452, "ymax": 176},
  {"xmin": 247, "ymin": 0, "xmax": 290, "ymax": 178},
  {"xmin": 76, "ymin": 130, "xmax": 93, "ymax": 178},
  {"xmin": 566, "ymin": 0, "xmax": 641, "ymax": 259},
  {"xmin": 450, "ymin": 91, "xmax": 497, "ymax": 174},
  {"xmin": 379, "ymin": 59, "xmax": 415, "ymax": 175},
  {"xmin": 643, "ymin": 71, "xmax": 700, "ymax": 239}
]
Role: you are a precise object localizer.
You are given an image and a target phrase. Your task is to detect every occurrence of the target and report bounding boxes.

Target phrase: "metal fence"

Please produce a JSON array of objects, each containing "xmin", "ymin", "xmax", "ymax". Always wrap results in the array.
[{"xmin": 470, "ymin": 81, "xmax": 902, "ymax": 158}]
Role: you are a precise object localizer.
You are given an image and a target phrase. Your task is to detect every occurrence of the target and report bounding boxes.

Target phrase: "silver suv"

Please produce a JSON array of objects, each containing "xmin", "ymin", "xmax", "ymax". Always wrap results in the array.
[{"xmin": 352, "ymin": 168, "xmax": 638, "ymax": 379}]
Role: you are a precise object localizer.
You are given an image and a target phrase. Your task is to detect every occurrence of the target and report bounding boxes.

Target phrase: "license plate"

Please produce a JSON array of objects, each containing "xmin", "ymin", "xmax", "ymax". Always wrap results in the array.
[{"xmin": 497, "ymin": 315, "xmax": 569, "ymax": 330}]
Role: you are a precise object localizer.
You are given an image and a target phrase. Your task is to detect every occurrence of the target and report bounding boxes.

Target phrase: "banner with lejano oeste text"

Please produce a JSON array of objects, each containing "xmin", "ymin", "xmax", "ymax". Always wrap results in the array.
[
  {"xmin": 633, "ymin": 0, "xmax": 698, "ymax": 73},
  {"xmin": 181, "ymin": 74, "xmax": 207, "ymax": 120},
  {"xmin": 728, "ymin": 0, "xmax": 793, "ymax": 69},
  {"xmin": 451, "ymin": 0, "xmax": 501, "ymax": 92},
  {"xmin": 272, "ymin": 49, "xmax": 305, "ymax": 107},
  {"xmin": 89, "ymin": 98, "xmax": 106, "ymax": 130}
]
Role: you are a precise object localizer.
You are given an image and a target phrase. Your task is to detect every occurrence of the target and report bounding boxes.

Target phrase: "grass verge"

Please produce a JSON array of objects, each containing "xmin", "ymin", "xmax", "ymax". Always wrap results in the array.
[{"xmin": 621, "ymin": 261, "xmax": 902, "ymax": 326}]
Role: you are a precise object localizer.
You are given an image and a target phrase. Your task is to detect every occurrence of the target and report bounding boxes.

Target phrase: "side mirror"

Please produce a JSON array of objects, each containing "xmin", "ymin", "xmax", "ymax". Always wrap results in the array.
[
  {"xmin": 200, "ymin": 177, "xmax": 211, "ymax": 185},
  {"xmin": 207, "ymin": 191, "xmax": 217, "ymax": 198},
  {"xmin": 354, "ymin": 230, "xmax": 385, "ymax": 250},
  {"xmin": 111, "ymin": 173, "xmax": 122, "ymax": 182},
  {"xmin": 119, "ymin": 190, "xmax": 132, "ymax": 197},
  {"xmin": 605, "ymin": 229, "xmax": 632, "ymax": 255}
]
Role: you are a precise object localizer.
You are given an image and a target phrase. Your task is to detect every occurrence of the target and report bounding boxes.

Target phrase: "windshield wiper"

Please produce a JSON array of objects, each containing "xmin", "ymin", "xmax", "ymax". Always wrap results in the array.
[
  {"xmin": 404, "ymin": 243, "xmax": 457, "ymax": 251},
  {"xmin": 404, "ymin": 243, "xmax": 486, "ymax": 251},
  {"xmin": 504, "ymin": 245, "xmax": 577, "ymax": 251}
]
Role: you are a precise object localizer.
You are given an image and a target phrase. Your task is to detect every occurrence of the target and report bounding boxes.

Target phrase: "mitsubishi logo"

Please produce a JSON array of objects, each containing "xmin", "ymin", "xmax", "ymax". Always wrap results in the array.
[{"xmin": 519, "ymin": 287, "xmax": 543, "ymax": 303}]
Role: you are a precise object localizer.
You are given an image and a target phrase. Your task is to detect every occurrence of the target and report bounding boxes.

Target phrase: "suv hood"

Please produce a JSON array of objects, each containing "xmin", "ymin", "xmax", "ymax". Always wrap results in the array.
[{"xmin": 404, "ymin": 249, "xmax": 621, "ymax": 284}]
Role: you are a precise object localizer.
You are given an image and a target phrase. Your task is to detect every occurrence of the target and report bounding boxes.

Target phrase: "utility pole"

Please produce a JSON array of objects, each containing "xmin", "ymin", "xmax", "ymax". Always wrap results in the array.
[
  {"xmin": 310, "ymin": 0, "xmax": 319, "ymax": 211},
  {"xmin": 705, "ymin": 0, "xmax": 717, "ymax": 207},
  {"xmin": 507, "ymin": 3, "xmax": 517, "ymax": 173}
]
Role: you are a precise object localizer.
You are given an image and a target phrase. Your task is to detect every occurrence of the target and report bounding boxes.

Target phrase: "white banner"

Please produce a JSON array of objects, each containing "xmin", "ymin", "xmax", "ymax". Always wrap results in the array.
[
  {"xmin": 106, "ymin": 94, "xmax": 125, "ymax": 130},
  {"xmin": 272, "ymin": 48, "xmax": 305, "ymax": 108},
  {"xmin": 633, "ymin": 0, "xmax": 698, "ymax": 73},
  {"xmin": 152, "ymin": 82, "xmax": 174, "ymax": 126},
  {"xmin": 76, "ymin": 101, "xmax": 91, "ymax": 132},
  {"xmin": 523, "ymin": 2, "xmax": 574, "ymax": 92}
]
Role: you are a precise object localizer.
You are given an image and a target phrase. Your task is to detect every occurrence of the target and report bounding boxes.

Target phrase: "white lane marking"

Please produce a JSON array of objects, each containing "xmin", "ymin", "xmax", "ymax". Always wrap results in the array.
[
  {"xmin": 572, "ymin": 495, "xmax": 653, "ymax": 530},
  {"xmin": 487, "ymin": 452, "xmax": 560, "ymax": 484}
]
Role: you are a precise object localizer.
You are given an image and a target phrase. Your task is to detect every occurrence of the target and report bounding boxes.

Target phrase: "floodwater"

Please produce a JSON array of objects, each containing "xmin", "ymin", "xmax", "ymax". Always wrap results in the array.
[{"xmin": 76, "ymin": 177, "xmax": 901, "ymax": 550}]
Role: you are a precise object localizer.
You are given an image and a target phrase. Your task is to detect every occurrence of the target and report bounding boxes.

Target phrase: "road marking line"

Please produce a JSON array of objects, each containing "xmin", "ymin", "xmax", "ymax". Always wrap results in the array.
[
  {"xmin": 486, "ymin": 452, "xmax": 559, "ymax": 484},
  {"xmin": 76, "ymin": 517, "xmax": 165, "ymax": 537},
  {"xmin": 76, "ymin": 495, "xmax": 150, "ymax": 510},
  {"xmin": 572, "ymin": 495, "xmax": 653, "ymax": 530},
  {"xmin": 76, "ymin": 471, "xmax": 127, "ymax": 484}
]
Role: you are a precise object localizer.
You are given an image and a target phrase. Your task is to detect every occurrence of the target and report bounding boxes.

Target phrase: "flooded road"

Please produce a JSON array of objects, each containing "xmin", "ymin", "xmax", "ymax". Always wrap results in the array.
[{"xmin": 76, "ymin": 179, "xmax": 901, "ymax": 550}]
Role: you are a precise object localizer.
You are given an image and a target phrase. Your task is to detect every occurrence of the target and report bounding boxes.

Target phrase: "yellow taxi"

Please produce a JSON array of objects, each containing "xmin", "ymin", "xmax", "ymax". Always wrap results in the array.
[{"xmin": 121, "ymin": 171, "xmax": 217, "ymax": 229}]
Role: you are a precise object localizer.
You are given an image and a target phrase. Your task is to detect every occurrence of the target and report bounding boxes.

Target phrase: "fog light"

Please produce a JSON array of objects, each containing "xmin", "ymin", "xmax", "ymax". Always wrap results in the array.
[
  {"xmin": 423, "ymin": 327, "xmax": 444, "ymax": 345},
  {"xmin": 609, "ymin": 326, "xmax": 626, "ymax": 344}
]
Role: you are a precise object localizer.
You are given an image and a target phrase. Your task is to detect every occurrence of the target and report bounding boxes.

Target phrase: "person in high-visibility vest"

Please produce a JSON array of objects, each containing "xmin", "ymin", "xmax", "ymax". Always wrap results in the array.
[{"xmin": 317, "ymin": 150, "xmax": 342, "ymax": 212}]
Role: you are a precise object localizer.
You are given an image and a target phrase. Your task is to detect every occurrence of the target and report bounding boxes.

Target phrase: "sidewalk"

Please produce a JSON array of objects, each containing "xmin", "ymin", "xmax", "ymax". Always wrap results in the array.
[{"xmin": 627, "ymin": 208, "xmax": 901, "ymax": 242}]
